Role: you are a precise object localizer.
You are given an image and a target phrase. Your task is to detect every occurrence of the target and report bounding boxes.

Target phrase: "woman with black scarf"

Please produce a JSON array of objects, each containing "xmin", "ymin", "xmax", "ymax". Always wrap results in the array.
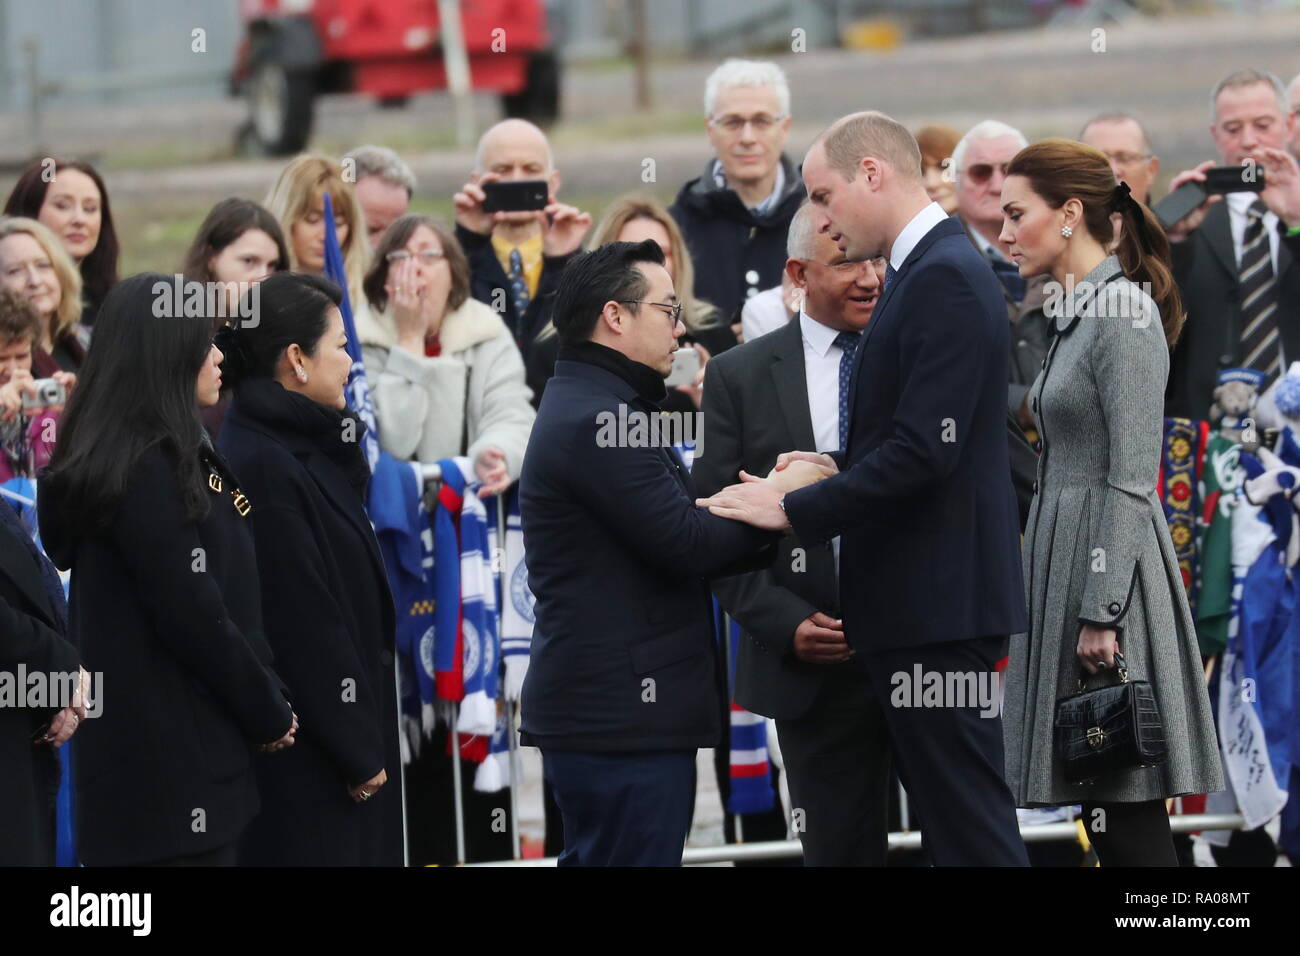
[{"xmin": 215, "ymin": 272, "xmax": 402, "ymax": 866}]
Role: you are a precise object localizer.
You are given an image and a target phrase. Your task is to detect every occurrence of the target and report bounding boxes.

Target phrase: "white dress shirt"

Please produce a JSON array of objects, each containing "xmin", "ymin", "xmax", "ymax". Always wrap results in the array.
[
  {"xmin": 800, "ymin": 309, "xmax": 852, "ymax": 572},
  {"xmin": 890, "ymin": 201, "xmax": 952, "ymax": 273}
]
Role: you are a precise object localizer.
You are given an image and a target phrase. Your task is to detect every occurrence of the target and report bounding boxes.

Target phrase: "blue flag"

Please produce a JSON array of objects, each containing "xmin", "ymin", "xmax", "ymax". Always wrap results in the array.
[{"xmin": 321, "ymin": 191, "xmax": 380, "ymax": 472}]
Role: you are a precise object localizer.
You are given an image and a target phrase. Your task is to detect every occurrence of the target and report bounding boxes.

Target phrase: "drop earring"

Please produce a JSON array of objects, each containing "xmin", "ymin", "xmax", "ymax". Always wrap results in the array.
[
  {"xmin": 1061, "ymin": 225, "xmax": 1073, "ymax": 238},
  {"xmin": 297, "ymin": 366, "xmax": 308, "ymax": 383}
]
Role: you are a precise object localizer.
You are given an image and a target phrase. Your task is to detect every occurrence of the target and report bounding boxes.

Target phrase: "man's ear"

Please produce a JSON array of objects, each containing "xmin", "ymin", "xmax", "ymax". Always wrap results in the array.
[
  {"xmin": 785, "ymin": 257, "xmax": 806, "ymax": 289},
  {"xmin": 548, "ymin": 169, "xmax": 562, "ymax": 199},
  {"xmin": 599, "ymin": 301, "xmax": 622, "ymax": 336}
]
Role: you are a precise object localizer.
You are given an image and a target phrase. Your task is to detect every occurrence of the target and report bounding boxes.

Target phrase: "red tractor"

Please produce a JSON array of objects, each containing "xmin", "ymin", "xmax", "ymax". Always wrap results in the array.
[{"xmin": 231, "ymin": 0, "xmax": 561, "ymax": 155}]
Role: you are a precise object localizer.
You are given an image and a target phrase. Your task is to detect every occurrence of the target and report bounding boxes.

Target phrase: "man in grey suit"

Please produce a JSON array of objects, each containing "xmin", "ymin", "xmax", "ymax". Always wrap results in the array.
[{"xmin": 693, "ymin": 202, "xmax": 891, "ymax": 865}]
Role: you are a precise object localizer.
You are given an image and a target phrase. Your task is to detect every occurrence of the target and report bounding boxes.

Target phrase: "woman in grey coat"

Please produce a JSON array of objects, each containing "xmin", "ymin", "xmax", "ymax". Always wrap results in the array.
[
  {"xmin": 999, "ymin": 139, "xmax": 1223, "ymax": 866},
  {"xmin": 357, "ymin": 214, "xmax": 535, "ymax": 493}
]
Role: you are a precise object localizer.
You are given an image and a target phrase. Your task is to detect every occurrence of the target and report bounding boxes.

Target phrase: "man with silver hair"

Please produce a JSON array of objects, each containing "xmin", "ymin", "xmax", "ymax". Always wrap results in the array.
[
  {"xmin": 670, "ymin": 58, "xmax": 806, "ymax": 324},
  {"xmin": 953, "ymin": 120, "xmax": 1050, "ymax": 430},
  {"xmin": 344, "ymin": 145, "xmax": 417, "ymax": 249},
  {"xmin": 694, "ymin": 199, "xmax": 890, "ymax": 865},
  {"xmin": 1164, "ymin": 68, "xmax": 1300, "ymax": 437},
  {"xmin": 1288, "ymin": 72, "xmax": 1300, "ymax": 161}
]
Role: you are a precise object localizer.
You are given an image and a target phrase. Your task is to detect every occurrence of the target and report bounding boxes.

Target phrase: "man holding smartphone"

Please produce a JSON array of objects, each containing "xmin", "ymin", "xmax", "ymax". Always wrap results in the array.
[
  {"xmin": 452, "ymin": 119, "xmax": 593, "ymax": 364},
  {"xmin": 1164, "ymin": 69, "xmax": 1300, "ymax": 424}
]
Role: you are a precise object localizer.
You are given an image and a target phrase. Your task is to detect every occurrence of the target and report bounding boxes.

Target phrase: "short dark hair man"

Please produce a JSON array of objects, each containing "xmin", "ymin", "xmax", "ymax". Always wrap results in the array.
[{"xmin": 517, "ymin": 239, "xmax": 818, "ymax": 866}]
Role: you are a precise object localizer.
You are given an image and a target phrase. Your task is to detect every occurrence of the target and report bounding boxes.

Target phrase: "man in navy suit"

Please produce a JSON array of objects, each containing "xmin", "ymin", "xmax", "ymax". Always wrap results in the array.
[
  {"xmin": 698, "ymin": 111, "xmax": 1029, "ymax": 865},
  {"xmin": 518, "ymin": 239, "xmax": 815, "ymax": 866}
]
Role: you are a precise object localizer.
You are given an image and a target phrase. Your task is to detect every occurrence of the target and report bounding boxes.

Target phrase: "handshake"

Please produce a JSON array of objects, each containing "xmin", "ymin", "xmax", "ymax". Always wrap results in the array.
[{"xmin": 694, "ymin": 451, "xmax": 838, "ymax": 531}]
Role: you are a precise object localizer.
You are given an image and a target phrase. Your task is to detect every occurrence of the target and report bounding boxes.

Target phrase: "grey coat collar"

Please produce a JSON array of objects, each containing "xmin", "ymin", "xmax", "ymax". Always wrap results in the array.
[{"xmin": 1052, "ymin": 254, "xmax": 1125, "ymax": 335}]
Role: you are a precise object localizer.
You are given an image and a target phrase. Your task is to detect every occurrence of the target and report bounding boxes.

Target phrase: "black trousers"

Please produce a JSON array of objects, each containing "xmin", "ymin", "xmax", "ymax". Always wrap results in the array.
[
  {"xmin": 860, "ymin": 635, "xmax": 1028, "ymax": 866},
  {"xmin": 775, "ymin": 664, "xmax": 891, "ymax": 866},
  {"xmin": 139, "ymin": 841, "xmax": 238, "ymax": 867},
  {"xmin": 543, "ymin": 749, "xmax": 696, "ymax": 866},
  {"xmin": 1082, "ymin": 799, "xmax": 1179, "ymax": 866}
]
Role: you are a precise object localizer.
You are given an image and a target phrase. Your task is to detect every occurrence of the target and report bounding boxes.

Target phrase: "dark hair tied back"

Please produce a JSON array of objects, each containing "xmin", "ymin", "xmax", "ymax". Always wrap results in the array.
[{"xmin": 213, "ymin": 322, "xmax": 254, "ymax": 382}]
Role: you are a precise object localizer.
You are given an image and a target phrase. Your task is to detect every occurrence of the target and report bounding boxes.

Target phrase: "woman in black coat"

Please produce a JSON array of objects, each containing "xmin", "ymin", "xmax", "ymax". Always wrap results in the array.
[
  {"xmin": 215, "ymin": 273, "xmax": 402, "ymax": 866},
  {"xmin": 38, "ymin": 273, "xmax": 297, "ymax": 866},
  {"xmin": 0, "ymin": 499, "xmax": 86, "ymax": 866}
]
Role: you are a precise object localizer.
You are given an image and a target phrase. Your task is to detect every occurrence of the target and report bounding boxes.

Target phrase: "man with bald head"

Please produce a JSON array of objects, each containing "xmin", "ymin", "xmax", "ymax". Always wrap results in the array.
[
  {"xmin": 453, "ymin": 119, "xmax": 592, "ymax": 360},
  {"xmin": 694, "ymin": 202, "xmax": 891, "ymax": 865},
  {"xmin": 1080, "ymin": 113, "xmax": 1160, "ymax": 206},
  {"xmin": 698, "ymin": 111, "xmax": 1029, "ymax": 866}
]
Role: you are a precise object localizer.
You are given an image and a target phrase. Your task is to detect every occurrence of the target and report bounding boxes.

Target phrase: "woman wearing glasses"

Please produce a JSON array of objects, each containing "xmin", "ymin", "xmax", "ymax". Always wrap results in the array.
[{"xmin": 357, "ymin": 214, "xmax": 535, "ymax": 495}]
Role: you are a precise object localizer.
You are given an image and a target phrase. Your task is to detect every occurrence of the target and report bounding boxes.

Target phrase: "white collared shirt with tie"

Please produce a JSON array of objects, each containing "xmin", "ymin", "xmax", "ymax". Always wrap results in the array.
[
  {"xmin": 800, "ymin": 309, "xmax": 851, "ymax": 575},
  {"xmin": 1226, "ymin": 190, "xmax": 1288, "ymax": 427}
]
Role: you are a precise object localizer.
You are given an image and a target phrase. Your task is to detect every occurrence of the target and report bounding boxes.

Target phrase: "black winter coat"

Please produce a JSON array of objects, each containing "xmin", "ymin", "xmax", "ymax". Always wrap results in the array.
[
  {"xmin": 669, "ymin": 154, "xmax": 806, "ymax": 322},
  {"xmin": 0, "ymin": 504, "xmax": 79, "ymax": 865},
  {"xmin": 38, "ymin": 443, "xmax": 293, "ymax": 865},
  {"xmin": 218, "ymin": 380, "xmax": 402, "ymax": 866}
]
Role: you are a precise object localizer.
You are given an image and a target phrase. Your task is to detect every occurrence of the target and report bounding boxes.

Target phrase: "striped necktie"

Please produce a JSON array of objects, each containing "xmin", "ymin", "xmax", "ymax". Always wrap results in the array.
[
  {"xmin": 1238, "ymin": 199, "xmax": 1280, "ymax": 385},
  {"xmin": 507, "ymin": 249, "xmax": 531, "ymax": 322}
]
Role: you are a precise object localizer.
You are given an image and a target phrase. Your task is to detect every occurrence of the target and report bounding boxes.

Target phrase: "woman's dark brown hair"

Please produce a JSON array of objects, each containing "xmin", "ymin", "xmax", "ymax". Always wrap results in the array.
[
  {"xmin": 1006, "ymin": 138, "xmax": 1184, "ymax": 346},
  {"xmin": 181, "ymin": 198, "xmax": 291, "ymax": 290},
  {"xmin": 4, "ymin": 158, "xmax": 120, "ymax": 317},
  {"xmin": 363, "ymin": 214, "xmax": 469, "ymax": 315}
]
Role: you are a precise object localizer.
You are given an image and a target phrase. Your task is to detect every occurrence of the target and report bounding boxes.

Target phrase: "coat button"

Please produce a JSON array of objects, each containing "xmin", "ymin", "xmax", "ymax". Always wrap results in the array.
[
  {"xmin": 745, "ymin": 269, "xmax": 760, "ymax": 286},
  {"xmin": 380, "ymin": 649, "xmax": 394, "ymax": 667},
  {"xmin": 1219, "ymin": 353, "xmax": 1234, "ymax": 367},
  {"xmin": 1032, "ymin": 481, "xmax": 1038, "ymax": 494},
  {"xmin": 1108, "ymin": 602, "xmax": 1121, "ymax": 615}
]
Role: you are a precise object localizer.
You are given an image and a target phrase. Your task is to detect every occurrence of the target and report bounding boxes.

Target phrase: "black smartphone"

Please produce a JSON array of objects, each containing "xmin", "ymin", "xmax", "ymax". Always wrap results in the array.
[
  {"xmin": 1203, "ymin": 164, "xmax": 1266, "ymax": 195},
  {"xmin": 1154, "ymin": 180, "xmax": 1208, "ymax": 230},
  {"xmin": 481, "ymin": 180, "xmax": 549, "ymax": 213}
]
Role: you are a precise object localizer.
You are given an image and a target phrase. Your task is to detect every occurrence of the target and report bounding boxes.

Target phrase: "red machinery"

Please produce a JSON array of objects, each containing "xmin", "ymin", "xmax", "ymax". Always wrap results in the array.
[{"xmin": 231, "ymin": 0, "xmax": 560, "ymax": 154}]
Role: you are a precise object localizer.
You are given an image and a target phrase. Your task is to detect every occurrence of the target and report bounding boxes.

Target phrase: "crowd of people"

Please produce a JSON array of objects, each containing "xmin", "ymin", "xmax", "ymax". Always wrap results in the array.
[{"xmin": 3, "ymin": 53, "xmax": 1300, "ymax": 867}]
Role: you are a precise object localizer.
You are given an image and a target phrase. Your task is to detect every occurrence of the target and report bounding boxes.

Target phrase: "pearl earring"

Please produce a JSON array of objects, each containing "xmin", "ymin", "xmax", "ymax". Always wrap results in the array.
[
  {"xmin": 297, "ymin": 367, "xmax": 308, "ymax": 383},
  {"xmin": 1061, "ymin": 225, "xmax": 1073, "ymax": 238}
]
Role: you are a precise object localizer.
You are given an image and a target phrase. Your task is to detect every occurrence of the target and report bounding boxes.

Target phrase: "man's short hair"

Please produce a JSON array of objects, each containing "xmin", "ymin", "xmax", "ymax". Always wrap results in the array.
[
  {"xmin": 786, "ymin": 200, "xmax": 819, "ymax": 260},
  {"xmin": 704, "ymin": 58, "xmax": 791, "ymax": 118},
  {"xmin": 1210, "ymin": 68, "xmax": 1289, "ymax": 122},
  {"xmin": 343, "ymin": 145, "xmax": 417, "ymax": 197},
  {"xmin": 0, "ymin": 288, "xmax": 41, "ymax": 347},
  {"xmin": 951, "ymin": 120, "xmax": 1028, "ymax": 178},
  {"xmin": 821, "ymin": 111, "xmax": 923, "ymax": 182},
  {"xmin": 550, "ymin": 240, "xmax": 666, "ymax": 345},
  {"xmin": 1079, "ymin": 112, "xmax": 1154, "ymax": 155}
]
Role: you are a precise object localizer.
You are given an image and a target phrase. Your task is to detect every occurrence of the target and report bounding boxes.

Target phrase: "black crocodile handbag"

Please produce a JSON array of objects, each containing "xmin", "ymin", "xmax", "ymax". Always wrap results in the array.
[{"xmin": 1053, "ymin": 652, "xmax": 1167, "ymax": 784}]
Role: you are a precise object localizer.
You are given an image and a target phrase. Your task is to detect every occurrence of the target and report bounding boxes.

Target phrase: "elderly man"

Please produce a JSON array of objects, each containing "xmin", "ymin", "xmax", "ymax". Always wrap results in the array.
[
  {"xmin": 344, "ymin": 145, "xmax": 416, "ymax": 249},
  {"xmin": 453, "ymin": 119, "xmax": 592, "ymax": 360},
  {"xmin": 670, "ymin": 58, "xmax": 806, "ymax": 322},
  {"xmin": 953, "ymin": 120, "xmax": 1049, "ymax": 428},
  {"xmin": 694, "ymin": 201, "xmax": 891, "ymax": 865},
  {"xmin": 1164, "ymin": 69, "xmax": 1300, "ymax": 424},
  {"xmin": 1080, "ymin": 113, "xmax": 1160, "ymax": 206}
]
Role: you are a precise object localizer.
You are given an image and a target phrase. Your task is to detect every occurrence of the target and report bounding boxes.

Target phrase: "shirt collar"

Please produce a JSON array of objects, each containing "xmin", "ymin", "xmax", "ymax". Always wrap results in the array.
[
  {"xmin": 712, "ymin": 158, "xmax": 786, "ymax": 215},
  {"xmin": 890, "ymin": 201, "xmax": 951, "ymax": 272},
  {"xmin": 1226, "ymin": 189, "xmax": 1272, "ymax": 220},
  {"xmin": 799, "ymin": 309, "xmax": 847, "ymax": 357},
  {"xmin": 968, "ymin": 224, "xmax": 1009, "ymax": 263}
]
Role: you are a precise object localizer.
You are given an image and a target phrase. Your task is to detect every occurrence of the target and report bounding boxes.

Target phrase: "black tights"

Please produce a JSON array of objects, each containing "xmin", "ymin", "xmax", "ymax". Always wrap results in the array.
[{"xmin": 1080, "ymin": 799, "xmax": 1178, "ymax": 867}]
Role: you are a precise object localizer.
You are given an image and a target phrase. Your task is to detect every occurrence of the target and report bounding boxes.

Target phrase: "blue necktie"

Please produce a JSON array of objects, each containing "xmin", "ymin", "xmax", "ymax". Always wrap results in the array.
[
  {"xmin": 885, "ymin": 262, "xmax": 898, "ymax": 288},
  {"xmin": 990, "ymin": 255, "xmax": 1027, "ymax": 303},
  {"xmin": 507, "ymin": 249, "xmax": 531, "ymax": 321},
  {"xmin": 834, "ymin": 331, "xmax": 862, "ymax": 451}
]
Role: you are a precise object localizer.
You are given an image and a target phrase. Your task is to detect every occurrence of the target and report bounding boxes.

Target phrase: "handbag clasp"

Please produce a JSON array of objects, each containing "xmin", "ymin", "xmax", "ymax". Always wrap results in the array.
[{"xmin": 1087, "ymin": 726, "xmax": 1106, "ymax": 750}]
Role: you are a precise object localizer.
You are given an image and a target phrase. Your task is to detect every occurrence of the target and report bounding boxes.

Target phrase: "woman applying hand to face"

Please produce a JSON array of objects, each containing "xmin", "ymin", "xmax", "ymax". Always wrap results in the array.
[
  {"xmin": 0, "ymin": 217, "xmax": 87, "ymax": 386},
  {"xmin": 37, "ymin": 274, "xmax": 298, "ymax": 866},
  {"xmin": 998, "ymin": 139, "xmax": 1223, "ymax": 866},
  {"xmin": 216, "ymin": 273, "xmax": 402, "ymax": 865},
  {"xmin": 358, "ymin": 214, "xmax": 535, "ymax": 497}
]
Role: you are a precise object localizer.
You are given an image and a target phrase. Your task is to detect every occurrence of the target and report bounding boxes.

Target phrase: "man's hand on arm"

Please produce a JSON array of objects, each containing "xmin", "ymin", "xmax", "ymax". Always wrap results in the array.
[
  {"xmin": 793, "ymin": 612, "xmax": 852, "ymax": 664},
  {"xmin": 695, "ymin": 471, "xmax": 791, "ymax": 531}
]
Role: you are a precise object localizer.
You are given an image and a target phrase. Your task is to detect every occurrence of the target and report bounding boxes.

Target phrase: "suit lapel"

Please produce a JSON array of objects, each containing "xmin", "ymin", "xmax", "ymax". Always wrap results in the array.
[
  {"xmin": 771, "ymin": 319, "xmax": 817, "ymax": 452},
  {"xmin": 1203, "ymin": 202, "xmax": 1239, "ymax": 281}
]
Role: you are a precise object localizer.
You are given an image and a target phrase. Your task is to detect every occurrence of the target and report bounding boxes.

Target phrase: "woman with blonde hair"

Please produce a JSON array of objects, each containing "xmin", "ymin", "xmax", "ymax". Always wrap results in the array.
[
  {"xmin": 0, "ymin": 216, "xmax": 87, "ymax": 377},
  {"xmin": 999, "ymin": 138, "xmax": 1222, "ymax": 865},
  {"xmin": 526, "ymin": 194, "xmax": 732, "ymax": 410},
  {"xmin": 264, "ymin": 155, "xmax": 370, "ymax": 310}
]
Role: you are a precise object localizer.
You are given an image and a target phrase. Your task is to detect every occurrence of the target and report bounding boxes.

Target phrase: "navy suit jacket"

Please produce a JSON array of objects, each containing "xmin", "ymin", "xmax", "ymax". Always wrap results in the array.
[
  {"xmin": 518, "ymin": 358, "xmax": 777, "ymax": 752},
  {"xmin": 783, "ymin": 214, "xmax": 1028, "ymax": 651}
]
